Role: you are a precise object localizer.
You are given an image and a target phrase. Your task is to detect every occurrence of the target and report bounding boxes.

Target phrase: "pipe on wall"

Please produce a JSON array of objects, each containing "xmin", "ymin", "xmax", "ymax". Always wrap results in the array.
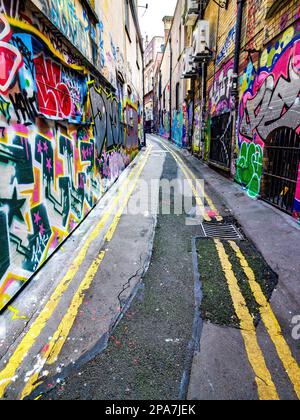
[
  {"xmin": 169, "ymin": 36, "xmax": 173, "ymax": 142},
  {"xmin": 232, "ymin": 0, "xmax": 245, "ymax": 105}
]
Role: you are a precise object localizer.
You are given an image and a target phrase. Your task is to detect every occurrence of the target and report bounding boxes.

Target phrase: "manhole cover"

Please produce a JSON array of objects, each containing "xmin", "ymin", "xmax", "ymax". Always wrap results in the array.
[{"xmin": 199, "ymin": 222, "xmax": 244, "ymax": 241}]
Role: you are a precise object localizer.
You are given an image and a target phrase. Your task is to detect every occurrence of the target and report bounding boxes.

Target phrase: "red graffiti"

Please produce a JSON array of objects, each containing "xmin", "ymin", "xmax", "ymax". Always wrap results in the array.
[
  {"xmin": 0, "ymin": 14, "xmax": 23, "ymax": 94},
  {"xmin": 34, "ymin": 54, "xmax": 72, "ymax": 119}
]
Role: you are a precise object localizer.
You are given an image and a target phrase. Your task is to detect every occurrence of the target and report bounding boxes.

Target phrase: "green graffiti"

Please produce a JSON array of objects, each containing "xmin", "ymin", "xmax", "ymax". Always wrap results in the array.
[{"xmin": 236, "ymin": 142, "xmax": 263, "ymax": 198}]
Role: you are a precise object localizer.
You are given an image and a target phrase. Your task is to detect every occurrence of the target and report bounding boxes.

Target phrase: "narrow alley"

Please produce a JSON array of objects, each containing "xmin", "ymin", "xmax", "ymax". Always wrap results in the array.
[
  {"xmin": 0, "ymin": 0, "xmax": 299, "ymax": 404},
  {"xmin": 0, "ymin": 136, "xmax": 299, "ymax": 401}
]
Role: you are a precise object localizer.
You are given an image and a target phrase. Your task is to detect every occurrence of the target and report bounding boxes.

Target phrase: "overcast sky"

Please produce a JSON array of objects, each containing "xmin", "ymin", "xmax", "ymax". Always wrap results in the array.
[{"xmin": 138, "ymin": 0, "xmax": 177, "ymax": 42}]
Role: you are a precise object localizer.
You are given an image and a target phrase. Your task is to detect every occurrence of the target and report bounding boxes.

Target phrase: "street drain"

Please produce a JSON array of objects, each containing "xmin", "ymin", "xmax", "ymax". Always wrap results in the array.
[{"xmin": 199, "ymin": 222, "xmax": 244, "ymax": 241}]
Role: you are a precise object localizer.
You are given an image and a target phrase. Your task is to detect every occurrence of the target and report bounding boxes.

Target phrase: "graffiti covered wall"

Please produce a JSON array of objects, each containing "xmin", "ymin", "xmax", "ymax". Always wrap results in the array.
[
  {"xmin": 237, "ymin": 24, "xmax": 300, "ymax": 206},
  {"xmin": 209, "ymin": 58, "xmax": 234, "ymax": 118},
  {"xmin": 0, "ymin": 3, "xmax": 140, "ymax": 311},
  {"xmin": 171, "ymin": 103, "xmax": 189, "ymax": 148},
  {"xmin": 31, "ymin": 0, "xmax": 97, "ymax": 66}
]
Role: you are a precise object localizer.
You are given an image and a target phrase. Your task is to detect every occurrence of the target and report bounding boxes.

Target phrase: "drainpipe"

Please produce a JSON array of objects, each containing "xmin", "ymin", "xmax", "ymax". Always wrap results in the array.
[
  {"xmin": 232, "ymin": 0, "xmax": 245, "ymax": 106},
  {"xmin": 129, "ymin": 0, "xmax": 145, "ymax": 146},
  {"xmin": 230, "ymin": 0, "xmax": 245, "ymax": 174},
  {"xmin": 142, "ymin": 51, "xmax": 146, "ymax": 147},
  {"xmin": 201, "ymin": 61, "xmax": 208, "ymax": 159},
  {"xmin": 169, "ymin": 36, "xmax": 173, "ymax": 142}
]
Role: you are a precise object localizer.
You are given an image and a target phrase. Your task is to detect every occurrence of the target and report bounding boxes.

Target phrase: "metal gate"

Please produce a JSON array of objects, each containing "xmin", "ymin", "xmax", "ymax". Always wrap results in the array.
[
  {"xmin": 262, "ymin": 127, "xmax": 300, "ymax": 215},
  {"xmin": 209, "ymin": 112, "xmax": 233, "ymax": 169}
]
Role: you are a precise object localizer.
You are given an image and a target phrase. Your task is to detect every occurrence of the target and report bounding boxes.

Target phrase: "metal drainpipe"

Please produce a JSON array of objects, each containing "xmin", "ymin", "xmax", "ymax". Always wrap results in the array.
[
  {"xmin": 142, "ymin": 51, "xmax": 146, "ymax": 147},
  {"xmin": 232, "ymin": 0, "xmax": 245, "ymax": 106},
  {"xmin": 201, "ymin": 61, "xmax": 207, "ymax": 160},
  {"xmin": 169, "ymin": 36, "xmax": 173, "ymax": 142},
  {"xmin": 230, "ymin": 0, "xmax": 245, "ymax": 174}
]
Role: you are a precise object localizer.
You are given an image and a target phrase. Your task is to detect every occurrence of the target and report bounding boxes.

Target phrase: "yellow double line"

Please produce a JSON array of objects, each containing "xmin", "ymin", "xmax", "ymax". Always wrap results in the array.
[
  {"xmin": 0, "ymin": 146, "xmax": 152, "ymax": 400},
  {"xmin": 158, "ymin": 138, "xmax": 300, "ymax": 400},
  {"xmin": 160, "ymin": 141, "xmax": 222, "ymax": 222}
]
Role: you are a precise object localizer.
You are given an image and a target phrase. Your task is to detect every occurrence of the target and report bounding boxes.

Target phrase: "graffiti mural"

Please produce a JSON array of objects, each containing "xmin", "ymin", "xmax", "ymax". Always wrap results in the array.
[
  {"xmin": 294, "ymin": 165, "xmax": 300, "ymax": 223},
  {"xmin": 209, "ymin": 58, "xmax": 234, "ymax": 117},
  {"xmin": 192, "ymin": 103, "xmax": 201, "ymax": 153},
  {"xmin": 208, "ymin": 59, "xmax": 234, "ymax": 169},
  {"xmin": 216, "ymin": 27, "xmax": 236, "ymax": 66},
  {"xmin": 159, "ymin": 110, "xmax": 170, "ymax": 139},
  {"xmin": 32, "ymin": 0, "xmax": 95, "ymax": 65},
  {"xmin": 237, "ymin": 25, "xmax": 300, "ymax": 205},
  {"xmin": 0, "ymin": 7, "xmax": 140, "ymax": 311},
  {"xmin": 170, "ymin": 103, "xmax": 189, "ymax": 148},
  {"xmin": 236, "ymin": 142, "xmax": 263, "ymax": 198}
]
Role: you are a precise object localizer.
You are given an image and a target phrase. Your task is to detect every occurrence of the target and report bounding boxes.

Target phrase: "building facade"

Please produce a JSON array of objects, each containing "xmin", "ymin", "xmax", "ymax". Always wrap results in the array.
[
  {"xmin": 155, "ymin": 0, "xmax": 300, "ymax": 223},
  {"xmin": 0, "ymin": 0, "xmax": 144, "ymax": 310},
  {"xmin": 144, "ymin": 36, "xmax": 164, "ymax": 132}
]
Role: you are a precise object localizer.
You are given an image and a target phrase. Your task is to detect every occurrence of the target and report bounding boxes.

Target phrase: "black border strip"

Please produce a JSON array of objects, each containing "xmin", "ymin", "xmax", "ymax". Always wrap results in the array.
[{"xmin": 178, "ymin": 237, "xmax": 204, "ymax": 400}]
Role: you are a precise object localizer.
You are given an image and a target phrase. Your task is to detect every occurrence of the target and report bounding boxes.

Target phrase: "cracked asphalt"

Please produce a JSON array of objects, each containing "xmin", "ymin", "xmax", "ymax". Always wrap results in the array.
[{"xmin": 41, "ymin": 152, "xmax": 199, "ymax": 400}]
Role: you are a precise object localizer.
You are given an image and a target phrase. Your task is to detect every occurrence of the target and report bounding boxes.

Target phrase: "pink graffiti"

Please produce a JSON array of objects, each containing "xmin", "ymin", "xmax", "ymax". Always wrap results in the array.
[
  {"xmin": 294, "ymin": 164, "xmax": 300, "ymax": 214},
  {"xmin": 209, "ymin": 58, "xmax": 234, "ymax": 116},
  {"xmin": 0, "ymin": 14, "xmax": 23, "ymax": 94},
  {"xmin": 239, "ymin": 40, "xmax": 300, "ymax": 147},
  {"xmin": 34, "ymin": 54, "xmax": 72, "ymax": 119}
]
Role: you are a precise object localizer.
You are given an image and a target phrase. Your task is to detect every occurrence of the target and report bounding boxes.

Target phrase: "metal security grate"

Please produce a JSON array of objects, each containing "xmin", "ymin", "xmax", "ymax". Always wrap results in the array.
[
  {"xmin": 262, "ymin": 127, "xmax": 300, "ymax": 215},
  {"xmin": 209, "ymin": 112, "xmax": 233, "ymax": 170},
  {"xmin": 199, "ymin": 222, "xmax": 244, "ymax": 241}
]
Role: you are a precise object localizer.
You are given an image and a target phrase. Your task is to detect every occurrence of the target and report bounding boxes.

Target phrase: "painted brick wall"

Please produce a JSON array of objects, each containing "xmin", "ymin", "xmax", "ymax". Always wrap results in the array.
[
  {"xmin": 0, "ymin": 0, "xmax": 143, "ymax": 310},
  {"xmin": 237, "ymin": 0, "xmax": 300, "ymax": 222}
]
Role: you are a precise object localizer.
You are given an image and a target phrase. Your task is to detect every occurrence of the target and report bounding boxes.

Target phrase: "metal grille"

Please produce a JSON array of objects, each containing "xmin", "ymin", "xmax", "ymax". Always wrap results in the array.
[
  {"xmin": 199, "ymin": 222, "xmax": 244, "ymax": 241},
  {"xmin": 209, "ymin": 113, "xmax": 233, "ymax": 170},
  {"xmin": 262, "ymin": 127, "xmax": 300, "ymax": 215}
]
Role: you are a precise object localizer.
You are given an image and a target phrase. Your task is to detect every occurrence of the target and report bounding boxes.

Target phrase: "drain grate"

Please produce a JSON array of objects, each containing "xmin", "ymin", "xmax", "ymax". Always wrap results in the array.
[{"xmin": 199, "ymin": 222, "xmax": 244, "ymax": 241}]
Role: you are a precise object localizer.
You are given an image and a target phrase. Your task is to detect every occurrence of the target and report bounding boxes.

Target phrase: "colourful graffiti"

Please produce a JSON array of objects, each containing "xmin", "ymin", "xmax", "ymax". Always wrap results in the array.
[
  {"xmin": 170, "ymin": 103, "xmax": 189, "ymax": 148},
  {"xmin": 209, "ymin": 58, "xmax": 234, "ymax": 117},
  {"xmin": 160, "ymin": 110, "xmax": 170, "ymax": 139},
  {"xmin": 34, "ymin": 0, "xmax": 95, "ymax": 64},
  {"xmin": 0, "ymin": 9, "xmax": 139, "ymax": 311},
  {"xmin": 237, "ymin": 25, "xmax": 300, "ymax": 204},
  {"xmin": 235, "ymin": 142, "xmax": 263, "ymax": 198},
  {"xmin": 293, "ymin": 164, "xmax": 300, "ymax": 222},
  {"xmin": 172, "ymin": 109, "xmax": 183, "ymax": 147},
  {"xmin": 216, "ymin": 27, "xmax": 236, "ymax": 66},
  {"xmin": 192, "ymin": 103, "xmax": 201, "ymax": 153},
  {"xmin": 34, "ymin": 53, "xmax": 87, "ymax": 122}
]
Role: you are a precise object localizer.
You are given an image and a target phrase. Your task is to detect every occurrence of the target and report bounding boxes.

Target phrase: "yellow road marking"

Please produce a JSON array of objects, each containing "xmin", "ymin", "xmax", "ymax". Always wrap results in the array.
[
  {"xmin": 214, "ymin": 239, "xmax": 279, "ymax": 400},
  {"xmin": 20, "ymin": 252, "xmax": 106, "ymax": 400},
  {"xmin": 158, "ymin": 142, "xmax": 210, "ymax": 221},
  {"xmin": 160, "ymin": 140, "xmax": 223, "ymax": 222},
  {"xmin": 0, "ymin": 147, "xmax": 151, "ymax": 399},
  {"xmin": 158, "ymin": 136, "xmax": 299, "ymax": 399},
  {"xmin": 229, "ymin": 241, "xmax": 300, "ymax": 399},
  {"xmin": 20, "ymin": 146, "xmax": 152, "ymax": 399}
]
